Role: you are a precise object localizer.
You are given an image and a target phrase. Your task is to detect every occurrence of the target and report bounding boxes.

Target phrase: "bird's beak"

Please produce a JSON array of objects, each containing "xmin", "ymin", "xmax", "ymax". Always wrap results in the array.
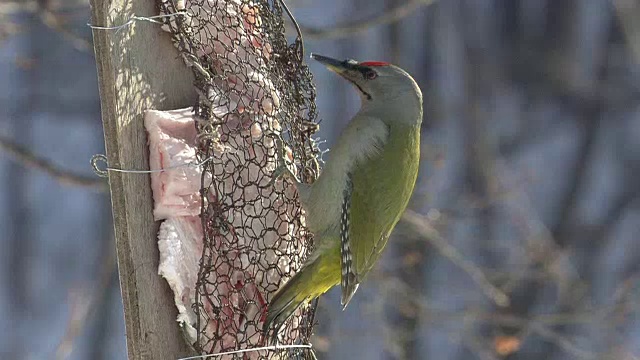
[{"xmin": 311, "ymin": 53, "xmax": 359, "ymax": 78}]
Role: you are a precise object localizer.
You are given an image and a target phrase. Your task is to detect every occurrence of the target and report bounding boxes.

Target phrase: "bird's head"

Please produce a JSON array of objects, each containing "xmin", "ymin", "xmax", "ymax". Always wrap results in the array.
[{"xmin": 311, "ymin": 53, "xmax": 422, "ymax": 122}]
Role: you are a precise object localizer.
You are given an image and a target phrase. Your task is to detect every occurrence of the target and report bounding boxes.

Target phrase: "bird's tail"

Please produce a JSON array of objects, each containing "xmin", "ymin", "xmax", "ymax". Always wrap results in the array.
[{"xmin": 263, "ymin": 249, "xmax": 340, "ymax": 339}]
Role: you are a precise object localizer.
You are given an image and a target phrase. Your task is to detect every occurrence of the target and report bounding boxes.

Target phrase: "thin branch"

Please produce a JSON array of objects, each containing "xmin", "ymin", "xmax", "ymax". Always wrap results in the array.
[
  {"xmin": 295, "ymin": 0, "xmax": 437, "ymax": 40},
  {"xmin": 39, "ymin": 8, "xmax": 91, "ymax": 51},
  {"xmin": 401, "ymin": 209, "xmax": 510, "ymax": 307},
  {"xmin": 0, "ymin": 0, "xmax": 91, "ymax": 51},
  {"xmin": 530, "ymin": 323, "xmax": 599, "ymax": 360},
  {"xmin": 0, "ymin": 135, "xmax": 107, "ymax": 191},
  {"xmin": 418, "ymin": 301, "xmax": 633, "ymax": 328},
  {"xmin": 0, "ymin": 0, "xmax": 89, "ymax": 15},
  {"xmin": 491, "ymin": 158, "xmax": 578, "ymax": 297}
]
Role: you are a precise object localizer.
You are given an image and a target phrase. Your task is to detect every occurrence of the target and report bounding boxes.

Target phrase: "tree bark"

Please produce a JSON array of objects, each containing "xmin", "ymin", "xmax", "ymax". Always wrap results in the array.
[{"xmin": 89, "ymin": 0, "xmax": 195, "ymax": 358}]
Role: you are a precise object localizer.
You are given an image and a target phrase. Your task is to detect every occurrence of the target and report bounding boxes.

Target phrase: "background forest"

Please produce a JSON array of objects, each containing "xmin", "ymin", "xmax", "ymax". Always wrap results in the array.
[{"xmin": 1, "ymin": 0, "xmax": 639, "ymax": 359}]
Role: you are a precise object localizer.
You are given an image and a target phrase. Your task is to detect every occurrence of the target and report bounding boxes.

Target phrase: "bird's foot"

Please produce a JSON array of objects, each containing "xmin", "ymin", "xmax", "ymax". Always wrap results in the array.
[{"xmin": 269, "ymin": 138, "xmax": 301, "ymax": 187}]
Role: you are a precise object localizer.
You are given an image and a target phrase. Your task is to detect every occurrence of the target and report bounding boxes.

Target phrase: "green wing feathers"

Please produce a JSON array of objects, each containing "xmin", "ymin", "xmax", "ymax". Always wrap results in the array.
[
  {"xmin": 265, "ymin": 124, "xmax": 420, "ymax": 330},
  {"xmin": 349, "ymin": 124, "xmax": 420, "ymax": 282}
]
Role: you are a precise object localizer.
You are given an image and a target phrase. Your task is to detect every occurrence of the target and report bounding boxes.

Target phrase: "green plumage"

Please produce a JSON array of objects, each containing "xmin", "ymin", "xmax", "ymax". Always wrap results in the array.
[
  {"xmin": 264, "ymin": 123, "xmax": 420, "ymax": 334},
  {"xmin": 349, "ymin": 122, "xmax": 420, "ymax": 282},
  {"xmin": 264, "ymin": 57, "xmax": 423, "ymax": 336},
  {"xmin": 263, "ymin": 240, "xmax": 341, "ymax": 336}
]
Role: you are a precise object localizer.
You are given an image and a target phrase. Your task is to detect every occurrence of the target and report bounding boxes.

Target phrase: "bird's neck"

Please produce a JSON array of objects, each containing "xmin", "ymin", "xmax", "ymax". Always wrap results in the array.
[{"xmin": 358, "ymin": 91, "xmax": 423, "ymax": 127}]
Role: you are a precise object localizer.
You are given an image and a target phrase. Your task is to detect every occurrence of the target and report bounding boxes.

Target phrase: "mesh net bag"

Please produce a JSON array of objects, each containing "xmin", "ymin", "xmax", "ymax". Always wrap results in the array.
[{"xmin": 158, "ymin": 0, "xmax": 320, "ymax": 358}]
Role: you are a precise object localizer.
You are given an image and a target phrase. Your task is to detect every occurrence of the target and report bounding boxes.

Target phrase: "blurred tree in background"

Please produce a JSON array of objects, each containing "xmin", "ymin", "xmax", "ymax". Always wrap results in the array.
[{"xmin": 1, "ymin": 0, "xmax": 639, "ymax": 359}]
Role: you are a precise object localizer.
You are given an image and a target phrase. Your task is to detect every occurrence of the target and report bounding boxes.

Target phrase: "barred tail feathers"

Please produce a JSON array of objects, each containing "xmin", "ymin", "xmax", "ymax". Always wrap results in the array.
[
  {"xmin": 340, "ymin": 172, "xmax": 359, "ymax": 309},
  {"xmin": 264, "ymin": 246, "xmax": 340, "ymax": 335},
  {"xmin": 340, "ymin": 223, "xmax": 359, "ymax": 308}
]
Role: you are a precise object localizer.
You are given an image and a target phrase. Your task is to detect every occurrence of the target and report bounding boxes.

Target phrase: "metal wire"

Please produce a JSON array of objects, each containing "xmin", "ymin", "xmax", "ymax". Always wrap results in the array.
[{"xmin": 158, "ymin": 0, "xmax": 320, "ymax": 358}]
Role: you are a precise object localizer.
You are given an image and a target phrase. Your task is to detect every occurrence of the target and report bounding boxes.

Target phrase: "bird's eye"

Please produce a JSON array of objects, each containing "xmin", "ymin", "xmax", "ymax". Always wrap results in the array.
[{"xmin": 364, "ymin": 70, "xmax": 378, "ymax": 80}]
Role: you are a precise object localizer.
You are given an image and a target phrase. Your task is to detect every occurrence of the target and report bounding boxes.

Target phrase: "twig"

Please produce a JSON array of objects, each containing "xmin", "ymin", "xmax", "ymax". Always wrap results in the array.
[
  {"xmin": 39, "ymin": 8, "xmax": 91, "ymax": 51},
  {"xmin": 0, "ymin": 0, "xmax": 89, "ymax": 15},
  {"xmin": 491, "ymin": 158, "xmax": 578, "ymax": 296},
  {"xmin": 1, "ymin": 0, "xmax": 92, "ymax": 51},
  {"xmin": 401, "ymin": 209, "xmax": 510, "ymax": 307},
  {"xmin": 530, "ymin": 323, "xmax": 598, "ymax": 360},
  {"xmin": 0, "ymin": 135, "xmax": 107, "ymax": 191},
  {"xmin": 296, "ymin": 0, "xmax": 437, "ymax": 40},
  {"xmin": 418, "ymin": 303, "xmax": 631, "ymax": 328}
]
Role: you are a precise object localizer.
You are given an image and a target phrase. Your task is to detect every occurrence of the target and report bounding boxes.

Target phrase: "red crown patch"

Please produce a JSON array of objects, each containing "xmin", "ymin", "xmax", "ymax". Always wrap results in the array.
[{"xmin": 360, "ymin": 61, "xmax": 390, "ymax": 67}]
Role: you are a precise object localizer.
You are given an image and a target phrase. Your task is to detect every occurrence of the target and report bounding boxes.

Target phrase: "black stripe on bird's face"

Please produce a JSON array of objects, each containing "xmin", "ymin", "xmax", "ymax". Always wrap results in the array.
[
  {"xmin": 341, "ymin": 60, "xmax": 375, "ymax": 100},
  {"xmin": 311, "ymin": 54, "xmax": 376, "ymax": 100},
  {"xmin": 352, "ymin": 81, "xmax": 372, "ymax": 101}
]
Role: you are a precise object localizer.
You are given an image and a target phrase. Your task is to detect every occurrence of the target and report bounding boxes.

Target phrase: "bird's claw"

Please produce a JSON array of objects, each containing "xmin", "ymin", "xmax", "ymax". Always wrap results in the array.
[
  {"xmin": 269, "ymin": 138, "xmax": 301, "ymax": 187},
  {"xmin": 268, "ymin": 163, "xmax": 292, "ymax": 187}
]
